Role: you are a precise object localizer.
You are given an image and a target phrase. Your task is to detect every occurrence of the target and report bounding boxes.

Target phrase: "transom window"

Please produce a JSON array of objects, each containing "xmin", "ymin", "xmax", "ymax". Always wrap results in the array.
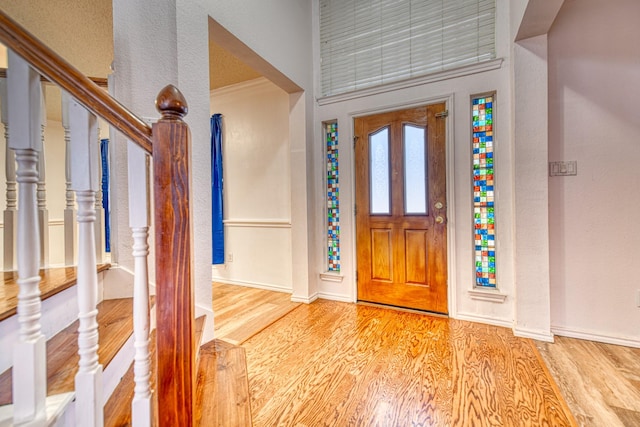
[{"xmin": 320, "ymin": 0, "xmax": 496, "ymax": 97}]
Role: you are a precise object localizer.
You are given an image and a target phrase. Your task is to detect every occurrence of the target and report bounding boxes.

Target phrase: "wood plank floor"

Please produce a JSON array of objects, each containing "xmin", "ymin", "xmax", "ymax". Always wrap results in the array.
[
  {"xmin": 213, "ymin": 282, "xmax": 300, "ymax": 345},
  {"xmin": 242, "ymin": 299, "xmax": 576, "ymax": 426},
  {"xmin": 0, "ymin": 298, "xmax": 133, "ymax": 405},
  {"xmin": 0, "ymin": 264, "xmax": 110, "ymax": 321},
  {"xmin": 104, "ymin": 315, "xmax": 204, "ymax": 427},
  {"xmin": 195, "ymin": 339, "xmax": 253, "ymax": 426},
  {"xmin": 537, "ymin": 336, "xmax": 640, "ymax": 426}
]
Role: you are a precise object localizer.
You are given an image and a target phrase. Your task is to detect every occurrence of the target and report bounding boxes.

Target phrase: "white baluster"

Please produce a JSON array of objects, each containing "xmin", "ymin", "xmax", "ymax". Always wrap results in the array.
[
  {"xmin": 94, "ymin": 126, "xmax": 104, "ymax": 265},
  {"xmin": 61, "ymin": 91, "xmax": 77, "ymax": 266},
  {"xmin": 7, "ymin": 50, "xmax": 47, "ymax": 426},
  {"xmin": 68, "ymin": 97, "xmax": 103, "ymax": 427},
  {"xmin": 37, "ymin": 83, "xmax": 49, "ymax": 268},
  {"xmin": 128, "ymin": 142, "xmax": 152, "ymax": 426},
  {"xmin": 0, "ymin": 77, "xmax": 18, "ymax": 272}
]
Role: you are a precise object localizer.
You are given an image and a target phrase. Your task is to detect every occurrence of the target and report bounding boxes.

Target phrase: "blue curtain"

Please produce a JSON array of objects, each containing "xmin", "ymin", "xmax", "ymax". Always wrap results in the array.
[
  {"xmin": 100, "ymin": 138, "xmax": 111, "ymax": 253},
  {"xmin": 211, "ymin": 114, "xmax": 224, "ymax": 264}
]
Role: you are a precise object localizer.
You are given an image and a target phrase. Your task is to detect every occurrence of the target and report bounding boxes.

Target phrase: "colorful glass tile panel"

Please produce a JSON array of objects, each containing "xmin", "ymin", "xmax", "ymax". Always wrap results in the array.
[
  {"xmin": 472, "ymin": 95, "xmax": 496, "ymax": 288},
  {"xmin": 326, "ymin": 122, "xmax": 340, "ymax": 272}
]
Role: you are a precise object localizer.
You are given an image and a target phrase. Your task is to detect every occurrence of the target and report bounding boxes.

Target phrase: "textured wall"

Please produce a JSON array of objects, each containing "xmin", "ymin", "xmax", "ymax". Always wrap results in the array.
[
  {"xmin": 548, "ymin": 0, "xmax": 640, "ymax": 344},
  {"xmin": 210, "ymin": 78, "xmax": 293, "ymax": 291}
]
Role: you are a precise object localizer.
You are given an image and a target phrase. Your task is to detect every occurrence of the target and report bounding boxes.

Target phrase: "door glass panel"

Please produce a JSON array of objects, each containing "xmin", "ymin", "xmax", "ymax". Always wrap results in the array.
[
  {"xmin": 370, "ymin": 127, "xmax": 390, "ymax": 214},
  {"xmin": 404, "ymin": 124, "xmax": 427, "ymax": 214}
]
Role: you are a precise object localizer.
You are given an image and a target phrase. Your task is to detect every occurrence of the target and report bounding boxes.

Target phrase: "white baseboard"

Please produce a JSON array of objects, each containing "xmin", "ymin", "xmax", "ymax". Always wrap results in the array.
[
  {"xmin": 292, "ymin": 292, "xmax": 319, "ymax": 304},
  {"xmin": 317, "ymin": 291, "xmax": 354, "ymax": 303},
  {"xmin": 454, "ymin": 312, "xmax": 513, "ymax": 329},
  {"xmin": 552, "ymin": 326, "xmax": 640, "ymax": 348},
  {"xmin": 213, "ymin": 277, "xmax": 292, "ymax": 294},
  {"xmin": 513, "ymin": 326, "xmax": 554, "ymax": 343}
]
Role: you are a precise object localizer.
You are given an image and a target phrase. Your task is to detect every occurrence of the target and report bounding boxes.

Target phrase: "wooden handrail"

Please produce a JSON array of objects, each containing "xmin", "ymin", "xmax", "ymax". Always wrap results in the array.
[
  {"xmin": 0, "ymin": 68, "xmax": 108, "ymax": 87},
  {"xmin": 0, "ymin": 10, "xmax": 152, "ymax": 153}
]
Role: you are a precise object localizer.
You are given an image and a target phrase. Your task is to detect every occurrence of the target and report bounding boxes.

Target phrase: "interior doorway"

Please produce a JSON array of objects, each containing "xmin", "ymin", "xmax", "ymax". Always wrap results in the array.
[
  {"xmin": 355, "ymin": 103, "xmax": 448, "ymax": 314},
  {"xmin": 208, "ymin": 17, "xmax": 309, "ymax": 306}
]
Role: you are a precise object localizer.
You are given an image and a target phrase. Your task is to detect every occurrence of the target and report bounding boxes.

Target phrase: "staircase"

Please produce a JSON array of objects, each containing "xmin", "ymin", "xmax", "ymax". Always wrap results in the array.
[{"xmin": 0, "ymin": 9, "xmax": 252, "ymax": 427}]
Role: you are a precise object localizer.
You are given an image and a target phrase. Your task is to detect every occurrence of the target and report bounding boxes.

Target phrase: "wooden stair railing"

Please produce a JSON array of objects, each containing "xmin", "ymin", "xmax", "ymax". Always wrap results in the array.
[
  {"xmin": 0, "ymin": 12, "xmax": 152, "ymax": 153},
  {"xmin": 152, "ymin": 87, "xmax": 196, "ymax": 426},
  {"xmin": 0, "ymin": 10, "xmax": 195, "ymax": 427}
]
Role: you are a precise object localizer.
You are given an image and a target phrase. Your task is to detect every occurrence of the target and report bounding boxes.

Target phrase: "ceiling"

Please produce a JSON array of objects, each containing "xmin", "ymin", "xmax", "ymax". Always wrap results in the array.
[
  {"xmin": 209, "ymin": 39, "xmax": 262, "ymax": 90},
  {"xmin": 0, "ymin": 0, "xmax": 262, "ymax": 121}
]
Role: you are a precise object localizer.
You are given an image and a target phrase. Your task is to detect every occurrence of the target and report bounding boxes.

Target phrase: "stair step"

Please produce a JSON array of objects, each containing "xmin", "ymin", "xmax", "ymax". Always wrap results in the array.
[
  {"xmin": 104, "ymin": 316, "xmax": 206, "ymax": 426},
  {"xmin": 105, "ymin": 315, "xmax": 230, "ymax": 426},
  {"xmin": 0, "ymin": 264, "xmax": 110, "ymax": 322},
  {"xmin": 104, "ymin": 329, "xmax": 157, "ymax": 427},
  {"xmin": 0, "ymin": 297, "xmax": 133, "ymax": 406},
  {"xmin": 195, "ymin": 339, "xmax": 252, "ymax": 426}
]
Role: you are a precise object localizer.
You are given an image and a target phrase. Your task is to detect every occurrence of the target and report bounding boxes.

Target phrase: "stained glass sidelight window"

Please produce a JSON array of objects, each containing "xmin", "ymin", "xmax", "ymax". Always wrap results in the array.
[
  {"xmin": 472, "ymin": 94, "xmax": 496, "ymax": 288},
  {"xmin": 326, "ymin": 122, "xmax": 340, "ymax": 272}
]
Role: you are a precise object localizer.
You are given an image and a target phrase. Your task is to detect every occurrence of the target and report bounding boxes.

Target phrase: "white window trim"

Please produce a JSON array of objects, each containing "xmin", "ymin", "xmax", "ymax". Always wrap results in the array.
[
  {"xmin": 318, "ymin": 58, "xmax": 503, "ymax": 106},
  {"xmin": 468, "ymin": 288, "xmax": 507, "ymax": 303}
]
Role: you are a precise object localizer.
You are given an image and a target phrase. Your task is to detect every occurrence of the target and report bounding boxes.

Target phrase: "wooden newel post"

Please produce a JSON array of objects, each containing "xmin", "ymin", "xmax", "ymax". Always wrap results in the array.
[{"xmin": 152, "ymin": 85, "xmax": 195, "ymax": 426}]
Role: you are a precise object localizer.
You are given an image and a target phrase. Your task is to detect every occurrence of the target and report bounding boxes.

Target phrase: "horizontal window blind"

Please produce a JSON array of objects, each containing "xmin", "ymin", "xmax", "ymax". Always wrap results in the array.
[{"xmin": 320, "ymin": 0, "xmax": 496, "ymax": 97}]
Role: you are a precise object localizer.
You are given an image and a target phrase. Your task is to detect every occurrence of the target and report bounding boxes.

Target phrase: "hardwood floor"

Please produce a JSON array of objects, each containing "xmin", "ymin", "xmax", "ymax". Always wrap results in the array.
[
  {"xmin": 0, "ymin": 264, "xmax": 110, "ymax": 321},
  {"xmin": 104, "ymin": 315, "xmax": 206, "ymax": 427},
  {"xmin": 213, "ymin": 282, "xmax": 300, "ymax": 345},
  {"xmin": 195, "ymin": 339, "xmax": 252, "ymax": 426},
  {"xmin": 240, "ymin": 298, "xmax": 575, "ymax": 426},
  {"xmin": 536, "ymin": 336, "xmax": 640, "ymax": 426},
  {"xmin": 0, "ymin": 298, "xmax": 133, "ymax": 405}
]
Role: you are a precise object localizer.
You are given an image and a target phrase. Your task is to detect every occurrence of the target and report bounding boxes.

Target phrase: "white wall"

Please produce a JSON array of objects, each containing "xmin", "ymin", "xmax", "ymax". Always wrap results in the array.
[
  {"xmin": 313, "ymin": 0, "xmax": 517, "ymax": 326},
  {"xmin": 191, "ymin": 0, "xmax": 316, "ymax": 302},
  {"xmin": 210, "ymin": 78, "xmax": 292, "ymax": 292},
  {"xmin": 112, "ymin": 0, "xmax": 315, "ymax": 339},
  {"xmin": 548, "ymin": 0, "xmax": 640, "ymax": 345}
]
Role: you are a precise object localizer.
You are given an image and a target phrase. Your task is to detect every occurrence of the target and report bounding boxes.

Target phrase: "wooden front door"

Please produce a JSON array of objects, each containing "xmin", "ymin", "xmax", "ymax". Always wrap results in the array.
[{"xmin": 355, "ymin": 104, "xmax": 448, "ymax": 313}]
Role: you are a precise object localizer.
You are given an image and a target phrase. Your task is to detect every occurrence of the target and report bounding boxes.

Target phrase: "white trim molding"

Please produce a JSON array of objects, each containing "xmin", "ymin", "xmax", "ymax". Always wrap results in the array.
[
  {"xmin": 318, "ymin": 59, "xmax": 504, "ymax": 106},
  {"xmin": 468, "ymin": 288, "xmax": 508, "ymax": 303},
  {"xmin": 552, "ymin": 326, "xmax": 640, "ymax": 349},
  {"xmin": 223, "ymin": 219, "xmax": 292, "ymax": 229},
  {"xmin": 319, "ymin": 272, "xmax": 344, "ymax": 283},
  {"xmin": 513, "ymin": 326, "xmax": 554, "ymax": 343},
  {"xmin": 454, "ymin": 312, "xmax": 513, "ymax": 329},
  {"xmin": 292, "ymin": 292, "xmax": 319, "ymax": 304},
  {"xmin": 210, "ymin": 76, "xmax": 272, "ymax": 97},
  {"xmin": 317, "ymin": 291, "xmax": 353, "ymax": 303},
  {"xmin": 213, "ymin": 277, "xmax": 292, "ymax": 294},
  {"xmin": 0, "ymin": 218, "xmax": 65, "ymax": 228}
]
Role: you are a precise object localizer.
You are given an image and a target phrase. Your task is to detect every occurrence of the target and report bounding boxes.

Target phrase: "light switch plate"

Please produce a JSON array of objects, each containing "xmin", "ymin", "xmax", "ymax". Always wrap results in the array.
[{"xmin": 549, "ymin": 161, "xmax": 577, "ymax": 177}]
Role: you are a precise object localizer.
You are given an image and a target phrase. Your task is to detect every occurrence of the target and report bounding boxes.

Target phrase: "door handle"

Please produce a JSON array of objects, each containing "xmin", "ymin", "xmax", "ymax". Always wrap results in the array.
[{"xmin": 435, "ymin": 216, "xmax": 444, "ymax": 224}]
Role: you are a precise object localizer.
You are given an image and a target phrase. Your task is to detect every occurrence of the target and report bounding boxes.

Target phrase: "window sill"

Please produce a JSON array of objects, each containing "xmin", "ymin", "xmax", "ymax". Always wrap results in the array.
[
  {"xmin": 319, "ymin": 272, "xmax": 344, "ymax": 283},
  {"xmin": 317, "ymin": 58, "xmax": 504, "ymax": 106},
  {"xmin": 468, "ymin": 288, "xmax": 508, "ymax": 303}
]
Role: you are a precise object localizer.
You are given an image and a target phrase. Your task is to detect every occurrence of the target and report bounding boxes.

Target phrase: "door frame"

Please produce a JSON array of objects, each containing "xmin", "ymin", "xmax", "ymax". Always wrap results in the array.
[{"xmin": 349, "ymin": 94, "xmax": 457, "ymax": 315}]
